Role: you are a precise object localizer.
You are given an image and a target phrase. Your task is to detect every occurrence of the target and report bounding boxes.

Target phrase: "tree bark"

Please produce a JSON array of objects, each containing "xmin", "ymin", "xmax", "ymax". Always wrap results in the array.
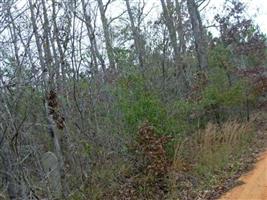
[
  {"xmin": 29, "ymin": 0, "xmax": 67, "ymax": 197},
  {"xmin": 160, "ymin": 0, "xmax": 180, "ymax": 59},
  {"xmin": 160, "ymin": 0, "xmax": 189, "ymax": 94},
  {"xmin": 175, "ymin": 0, "xmax": 186, "ymax": 54},
  {"xmin": 187, "ymin": 0, "xmax": 208, "ymax": 70},
  {"xmin": 125, "ymin": 0, "xmax": 145, "ymax": 73},
  {"xmin": 81, "ymin": 0, "xmax": 106, "ymax": 74},
  {"xmin": 97, "ymin": 0, "xmax": 116, "ymax": 70}
]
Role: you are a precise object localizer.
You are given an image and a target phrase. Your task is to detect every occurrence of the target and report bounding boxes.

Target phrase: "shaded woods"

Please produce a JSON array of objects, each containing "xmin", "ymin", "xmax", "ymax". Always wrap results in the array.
[{"xmin": 0, "ymin": 0, "xmax": 266, "ymax": 199}]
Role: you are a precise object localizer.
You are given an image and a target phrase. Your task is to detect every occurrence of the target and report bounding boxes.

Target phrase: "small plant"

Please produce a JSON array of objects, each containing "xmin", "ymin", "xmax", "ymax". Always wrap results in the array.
[
  {"xmin": 115, "ymin": 122, "xmax": 172, "ymax": 200},
  {"xmin": 137, "ymin": 122, "xmax": 171, "ymax": 176}
]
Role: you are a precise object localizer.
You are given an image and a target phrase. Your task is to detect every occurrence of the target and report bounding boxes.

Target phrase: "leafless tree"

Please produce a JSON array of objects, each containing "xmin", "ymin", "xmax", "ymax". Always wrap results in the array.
[
  {"xmin": 187, "ymin": 0, "xmax": 208, "ymax": 70},
  {"xmin": 125, "ymin": 0, "xmax": 145, "ymax": 74}
]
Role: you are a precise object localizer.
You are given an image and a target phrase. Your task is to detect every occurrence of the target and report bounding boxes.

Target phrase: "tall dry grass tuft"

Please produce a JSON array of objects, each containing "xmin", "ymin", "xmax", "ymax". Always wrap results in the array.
[
  {"xmin": 175, "ymin": 120, "xmax": 253, "ymax": 163},
  {"xmin": 195, "ymin": 120, "xmax": 253, "ymax": 152},
  {"xmin": 168, "ymin": 120, "xmax": 254, "ymax": 199}
]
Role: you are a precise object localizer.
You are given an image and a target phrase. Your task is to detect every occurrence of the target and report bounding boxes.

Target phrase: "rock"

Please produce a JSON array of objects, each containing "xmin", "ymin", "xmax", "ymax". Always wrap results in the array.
[{"xmin": 41, "ymin": 152, "xmax": 62, "ymax": 199}]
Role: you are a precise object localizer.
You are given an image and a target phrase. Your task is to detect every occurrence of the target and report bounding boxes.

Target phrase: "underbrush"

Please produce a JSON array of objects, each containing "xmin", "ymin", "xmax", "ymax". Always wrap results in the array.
[
  {"xmin": 168, "ymin": 120, "xmax": 255, "ymax": 199},
  {"xmin": 66, "ymin": 66, "xmax": 265, "ymax": 199},
  {"xmin": 81, "ymin": 120, "xmax": 254, "ymax": 200},
  {"xmin": 66, "ymin": 116, "xmax": 260, "ymax": 200}
]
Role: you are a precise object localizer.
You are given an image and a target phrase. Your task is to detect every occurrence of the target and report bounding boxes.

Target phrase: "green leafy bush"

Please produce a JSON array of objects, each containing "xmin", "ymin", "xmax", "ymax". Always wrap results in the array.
[{"xmin": 115, "ymin": 74, "xmax": 169, "ymax": 135}]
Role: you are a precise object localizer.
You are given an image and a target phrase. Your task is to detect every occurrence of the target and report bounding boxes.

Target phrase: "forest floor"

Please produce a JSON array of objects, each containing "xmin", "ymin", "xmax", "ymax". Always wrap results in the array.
[{"xmin": 216, "ymin": 110, "xmax": 267, "ymax": 200}]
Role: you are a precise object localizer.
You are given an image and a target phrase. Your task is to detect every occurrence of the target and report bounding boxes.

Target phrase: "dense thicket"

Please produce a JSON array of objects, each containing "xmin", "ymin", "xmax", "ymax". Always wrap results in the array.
[{"xmin": 0, "ymin": 0, "xmax": 266, "ymax": 199}]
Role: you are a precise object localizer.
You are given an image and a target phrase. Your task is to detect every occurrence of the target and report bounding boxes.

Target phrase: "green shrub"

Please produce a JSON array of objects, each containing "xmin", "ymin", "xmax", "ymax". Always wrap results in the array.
[{"xmin": 115, "ymin": 74, "xmax": 169, "ymax": 135}]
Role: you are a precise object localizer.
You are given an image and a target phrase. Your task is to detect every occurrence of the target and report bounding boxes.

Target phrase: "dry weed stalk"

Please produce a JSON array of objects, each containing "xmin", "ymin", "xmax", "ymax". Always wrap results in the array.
[{"xmin": 172, "ymin": 120, "xmax": 253, "ymax": 171}]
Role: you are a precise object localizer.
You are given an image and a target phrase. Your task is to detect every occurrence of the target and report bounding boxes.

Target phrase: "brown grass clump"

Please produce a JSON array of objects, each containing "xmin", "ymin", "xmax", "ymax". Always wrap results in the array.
[
  {"xmin": 167, "ymin": 120, "xmax": 253, "ymax": 199},
  {"xmin": 172, "ymin": 120, "xmax": 252, "ymax": 167},
  {"xmin": 194, "ymin": 121, "xmax": 251, "ymax": 151}
]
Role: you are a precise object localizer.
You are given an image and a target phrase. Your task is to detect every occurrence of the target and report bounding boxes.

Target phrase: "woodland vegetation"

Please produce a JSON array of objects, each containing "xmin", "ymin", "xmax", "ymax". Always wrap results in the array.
[{"xmin": 0, "ymin": 0, "xmax": 267, "ymax": 199}]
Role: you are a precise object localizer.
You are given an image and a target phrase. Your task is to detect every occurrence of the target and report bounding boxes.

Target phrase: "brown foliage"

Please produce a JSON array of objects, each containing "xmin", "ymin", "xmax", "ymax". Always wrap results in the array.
[
  {"xmin": 137, "ymin": 122, "xmax": 171, "ymax": 176},
  {"xmin": 253, "ymin": 77, "xmax": 267, "ymax": 97},
  {"xmin": 188, "ymin": 71, "xmax": 208, "ymax": 102},
  {"xmin": 113, "ymin": 122, "xmax": 172, "ymax": 200},
  {"xmin": 238, "ymin": 67, "xmax": 267, "ymax": 99},
  {"xmin": 47, "ymin": 90, "xmax": 65, "ymax": 130}
]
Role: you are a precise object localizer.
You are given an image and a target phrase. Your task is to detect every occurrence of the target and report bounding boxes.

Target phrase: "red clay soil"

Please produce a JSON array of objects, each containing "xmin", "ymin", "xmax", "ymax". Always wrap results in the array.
[{"xmin": 220, "ymin": 150, "xmax": 267, "ymax": 200}]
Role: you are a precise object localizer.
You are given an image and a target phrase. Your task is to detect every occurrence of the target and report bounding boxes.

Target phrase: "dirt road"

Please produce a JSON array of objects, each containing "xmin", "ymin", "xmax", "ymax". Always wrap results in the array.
[{"xmin": 220, "ymin": 151, "xmax": 267, "ymax": 200}]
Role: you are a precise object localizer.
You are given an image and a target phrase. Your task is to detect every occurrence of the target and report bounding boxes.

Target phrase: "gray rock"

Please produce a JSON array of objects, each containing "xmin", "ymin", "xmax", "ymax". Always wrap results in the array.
[{"xmin": 41, "ymin": 152, "xmax": 62, "ymax": 199}]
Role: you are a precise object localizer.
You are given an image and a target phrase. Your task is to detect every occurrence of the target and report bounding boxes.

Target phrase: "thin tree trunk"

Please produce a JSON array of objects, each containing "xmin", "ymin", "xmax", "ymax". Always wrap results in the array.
[
  {"xmin": 81, "ymin": 0, "xmax": 106, "ymax": 74},
  {"xmin": 97, "ymin": 0, "xmax": 116, "ymax": 70},
  {"xmin": 175, "ymin": 0, "xmax": 186, "ymax": 54},
  {"xmin": 160, "ymin": 0, "xmax": 189, "ymax": 94},
  {"xmin": 29, "ymin": 0, "xmax": 67, "ymax": 197},
  {"xmin": 1, "ymin": 146, "xmax": 19, "ymax": 200},
  {"xmin": 187, "ymin": 0, "xmax": 208, "ymax": 70},
  {"xmin": 160, "ymin": 0, "xmax": 179, "ymax": 59},
  {"xmin": 125, "ymin": 0, "xmax": 145, "ymax": 74},
  {"xmin": 0, "ymin": 88, "xmax": 27, "ymax": 199}
]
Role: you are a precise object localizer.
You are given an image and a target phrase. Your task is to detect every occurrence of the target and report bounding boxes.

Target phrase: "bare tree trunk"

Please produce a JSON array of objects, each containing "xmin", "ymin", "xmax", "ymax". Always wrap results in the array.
[
  {"xmin": 41, "ymin": 0, "xmax": 55, "ymax": 85},
  {"xmin": 2, "ymin": 4, "xmax": 28, "ymax": 199},
  {"xmin": 175, "ymin": 0, "xmax": 186, "ymax": 54},
  {"xmin": 187, "ymin": 0, "xmax": 208, "ymax": 70},
  {"xmin": 28, "ymin": 0, "xmax": 67, "ymax": 197},
  {"xmin": 125, "ymin": 0, "xmax": 145, "ymax": 73},
  {"xmin": 1, "ymin": 146, "xmax": 19, "ymax": 200},
  {"xmin": 81, "ymin": 0, "xmax": 106, "ymax": 74},
  {"xmin": 160, "ymin": 0, "xmax": 189, "ymax": 94},
  {"xmin": 97, "ymin": 0, "xmax": 116, "ymax": 70},
  {"xmin": 52, "ymin": 0, "xmax": 70, "ymax": 91},
  {"xmin": 0, "ymin": 87, "xmax": 28, "ymax": 199},
  {"xmin": 0, "ymin": 121, "xmax": 21, "ymax": 200},
  {"xmin": 160, "ymin": 0, "xmax": 179, "ymax": 59}
]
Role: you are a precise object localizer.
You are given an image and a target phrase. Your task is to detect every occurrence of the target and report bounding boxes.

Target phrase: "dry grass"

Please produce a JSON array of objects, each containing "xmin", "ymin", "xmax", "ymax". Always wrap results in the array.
[
  {"xmin": 195, "ymin": 120, "xmax": 252, "ymax": 151},
  {"xmin": 167, "ymin": 120, "xmax": 254, "ymax": 199},
  {"xmin": 173, "ymin": 120, "xmax": 253, "ymax": 166}
]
